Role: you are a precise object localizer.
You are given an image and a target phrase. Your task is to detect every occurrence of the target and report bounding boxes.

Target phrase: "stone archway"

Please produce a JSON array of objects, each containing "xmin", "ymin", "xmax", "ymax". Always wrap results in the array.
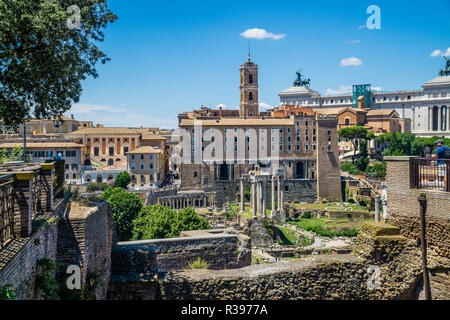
[{"xmin": 96, "ymin": 175, "xmax": 103, "ymax": 183}]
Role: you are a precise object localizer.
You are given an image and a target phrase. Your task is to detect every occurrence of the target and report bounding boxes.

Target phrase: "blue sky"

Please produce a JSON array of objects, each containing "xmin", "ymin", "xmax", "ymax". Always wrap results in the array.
[{"xmin": 67, "ymin": 0, "xmax": 450, "ymax": 129}]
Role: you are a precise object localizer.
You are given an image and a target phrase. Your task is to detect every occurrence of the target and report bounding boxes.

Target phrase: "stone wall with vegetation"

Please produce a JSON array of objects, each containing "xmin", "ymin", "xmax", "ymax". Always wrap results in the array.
[
  {"xmin": 353, "ymin": 221, "xmax": 450, "ymax": 300},
  {"xmin": 0, "ymin": 199, "xmax": 65, "ymax": 299},
  {"xmin": 157, "ymin": 255, "xmax": 370, "ymax": 300}
]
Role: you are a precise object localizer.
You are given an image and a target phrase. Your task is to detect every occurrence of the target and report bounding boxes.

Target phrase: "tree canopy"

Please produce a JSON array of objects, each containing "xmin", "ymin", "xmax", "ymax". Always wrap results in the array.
[
  {"xmin": 338, "ymin": 126, "xmax": 371, "ymax": 163},
  {"xmin": 0, "ymin": 0, "xmax": 118, "ymax": 126},
  {"xmin": 102, "ymin": 188, "xmax": 142, "ymax": 241},
  {"xmin": 132, "ymin": 205, "xmax": 209, "ymax": 240},
  {"xmin": 114, "ymin": 171, "xmax": 131, "ymax": 189},
  {"xmin": 375, "ymin": 132, "xmax": 426, "ymax": 156}
]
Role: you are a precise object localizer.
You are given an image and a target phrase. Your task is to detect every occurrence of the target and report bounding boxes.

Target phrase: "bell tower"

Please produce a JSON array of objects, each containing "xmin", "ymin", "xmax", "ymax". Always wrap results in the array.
[{"xmin": 239, "ymin": 53, "xmax": 259, "ymax": 117}]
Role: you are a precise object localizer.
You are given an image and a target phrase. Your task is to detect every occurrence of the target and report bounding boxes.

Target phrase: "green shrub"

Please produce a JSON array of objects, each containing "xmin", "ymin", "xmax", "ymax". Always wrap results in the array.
[
  {"xmin": 86, "ymin": 182, "xmax": 108, "ymax": 192},
  {"xmin": 366, "ymin": 161, "xmax": 386, "ymax": 178},
  {"xmin": 188, "ymin": 257, "xmax": 210, "ymax": 269},
  {"xmin": 341, "ymin": 162, "xmax": 361, "ymax": 175},
  {"xmin": 0, "ymin": 284, "xmax": 16, "ymax": 300},
  {"xmin": 105, "ymin": 189, "xmax": 143, "ymax": 241},
  {"xmin": 132, "ymin": 205, "xmax": 209, "ymax": 240},
  {"xmin": 114, "ymin": 171, "xmax": 131, "ymax": 189}
]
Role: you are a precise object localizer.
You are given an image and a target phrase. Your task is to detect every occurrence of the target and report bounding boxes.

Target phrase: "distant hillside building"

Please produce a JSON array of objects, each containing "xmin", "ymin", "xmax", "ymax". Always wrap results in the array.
[
  {"xmin": 279, "ymin": 71, "xmax": 450, "ymax": 138},
  {"xmin": 175, "ymin": 56, "xmax": 342, "ymax": 206}
]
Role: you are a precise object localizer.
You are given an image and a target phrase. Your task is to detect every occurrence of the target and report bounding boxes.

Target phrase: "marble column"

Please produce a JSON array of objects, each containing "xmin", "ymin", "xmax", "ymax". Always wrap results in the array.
[
  {"xmin": 256, "ymin": 181, "xmax": 261, "ymax": 217},
  {"xmin": 429, "ymin": 107, "xmax": 432, "ymax": 131},
  {"xmin": 374, "ymin": 195, "xmax": 381, "ymax": 222},
  {"xmin": 262, "ymin": 181, "xmax": 266, "ymax": 217},
  {"xmin": 271, "ymin": 176, "xmax": 276, "ymax": 218},
  {"xmin": 251, "ymin": 181, "xmax": 256, "ymax": 217},
  {"xmin": 438, "ymin": 106, "xmax": 442, "ymax": 132},
  {"xmin": 240, "ymin": 179, "xmax": 245, "ymax": 213},
  {"xmin": 277, "ymin": 177, "xmax": 281, "ymax": 212}
]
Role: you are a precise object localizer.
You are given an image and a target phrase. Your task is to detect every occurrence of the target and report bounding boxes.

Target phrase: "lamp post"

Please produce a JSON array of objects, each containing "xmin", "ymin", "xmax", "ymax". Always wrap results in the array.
[{"xmin": 23, "ymin": 122, "xmax": 27, "ymax": 162}]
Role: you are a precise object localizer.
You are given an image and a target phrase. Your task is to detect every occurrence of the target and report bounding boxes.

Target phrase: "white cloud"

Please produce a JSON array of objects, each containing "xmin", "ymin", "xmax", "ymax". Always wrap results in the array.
[
  {"xmin": 325, "ymin": 85, "xmax": 352, "ymax": 95},
  {"xmin": 340, "ymin": 56, "xmax": 363, "ymax": 67},
  {"xmin": 259, "ymin": 102, "xmax": 273, "ymax": 111},
  {"xmin": 67, "ymin": 103, "xmax": 178, "ymax": 129},
  {"xmin": 430, "ymin": 47, "xmax": 450, "ymax": 57},
  {"xmin": 372, "ymin": 86, "xmax": 384, "ymax": 91},
  {"xmin": 430, "ymin": 49, "xmax": 442, "ymax": 57},
  {"xmin": 240, "ymin": 28, "xmax": 286, "ymax": 40},
  {"xmin": 345, "ymin": 40, "xmax": 361, "ymax": 45}
]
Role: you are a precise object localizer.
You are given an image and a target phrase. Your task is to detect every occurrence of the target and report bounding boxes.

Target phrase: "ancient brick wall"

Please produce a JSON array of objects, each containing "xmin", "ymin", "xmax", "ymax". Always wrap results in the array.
[
  {"xmin": 157, "ymin": 255, "xmax": 369, "ymax": 300},
  {"xmin": 0, "ymin": 199, "xmax": 65, "ymax": 299},
  {"xmin": 56, "ymin": 201, "xmax": 113, "ymax": 300},
  {"xmin": 316, "ymin": 116, "xmax": 342, "ymax": 201},
  {"xmin": 108, "ymin": 233, "xmax": 251, "ymax": 299},
  {"xmin": 385, "ymin": 156, "xmax": 450, "ymax": 258}
]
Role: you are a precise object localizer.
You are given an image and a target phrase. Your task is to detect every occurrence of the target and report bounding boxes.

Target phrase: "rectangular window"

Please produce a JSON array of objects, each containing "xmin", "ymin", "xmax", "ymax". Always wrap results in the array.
[
  {"xmin": 94, "ymin": 147, "xmax": 99, "ymax": 157},
  {"xmin": 140, "ymin": 163, "xmax": 144, "ymax": 170}
]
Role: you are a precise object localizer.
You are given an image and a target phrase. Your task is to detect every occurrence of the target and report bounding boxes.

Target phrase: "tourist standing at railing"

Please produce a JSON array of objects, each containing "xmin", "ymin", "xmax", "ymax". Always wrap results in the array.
[{"xmin": 431, "ymin": 139, "xmax": 450, "ymax": 187}]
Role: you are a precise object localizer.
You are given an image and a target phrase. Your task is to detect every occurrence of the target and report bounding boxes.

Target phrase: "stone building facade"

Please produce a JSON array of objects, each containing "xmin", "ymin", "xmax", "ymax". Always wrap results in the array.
[
  {"xmin": 279, "ymin": 68, "xmax": 450, "ymax": 138},
  {"xmin": 126, "ymin": 146, "xmax": 163, "ymax": 187},
  {"xmin": 174, "ymin": 56, "xmax": 342, "ymax": 205}
]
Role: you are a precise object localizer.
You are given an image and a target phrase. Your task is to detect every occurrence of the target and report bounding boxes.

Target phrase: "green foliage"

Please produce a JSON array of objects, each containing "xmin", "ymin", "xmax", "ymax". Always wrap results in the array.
[
  {"xmin": 57, "ymin": 271, "xmax": 100, "ymax": 300},
  {"xmin": 0, "ymin": 145, "xmax": 31, "ymax": 164},
  {"xmin": 188, "ymin": 257, "xmax": 210, "ymax": 269},
  {"xmin": 132, "ymin": 205, "xmax": 209, "ymax": 240},
  {"xmin": 341, "ymin": 162, "xmax": 361, "ymax": 175},
  {"xmin": 105, "ymin": 189, "xmax": 142, "ymax": 241},
  {"xmin": 376, "ymin": 132, "xmax": 429, "ymax": 156},
  {"xmin": 114, "ymin": 171, "xmax": 131, "ymax": 189},
  {"xmin": 35, "ymin": 258, "xmax": 59, "ymax": 300},
  {"xmin": 100, "ymin": 186, "xmax": 123, "ymax": 201},
  {"xmin": 244, "ymin": 186, "xmax": 251, "ymax": 201},
  {"xmin": 0, "ymin": 0, "xmax": 118, "ymax": 127},
  {"xmin": 0, "ymin": 284, "xmax": 16, "ymax": 300},
  {"xmin": 366, "ymin": 161, "xmax": 386, "ymax": 178},
  {"xmin": 86, "ymin": 182, "xmax": 108, "ymax": 192},
  {"xmin": 292, "ymin": 218, "xmax": 359, "ymax": 238},
  {"xmin": 356, "ymin": 139, "xmax": 369, "ymax": 172},
  {"xmin": 263, "ymin": 219, "xmax": 274, "ymax": 238}
]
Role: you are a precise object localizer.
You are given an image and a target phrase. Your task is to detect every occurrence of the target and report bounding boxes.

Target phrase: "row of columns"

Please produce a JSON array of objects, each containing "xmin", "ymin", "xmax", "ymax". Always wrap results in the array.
[
  {"xmin": 240, "ymin": 175, "xmax": 285, "ymax": 220},
  {"xmin": 428, "ymin": 106, "xmax": 449, "ymax": 132},
  {"xmin": 158, "ymin": 194, "xmax": 215, "ymax": 210}
]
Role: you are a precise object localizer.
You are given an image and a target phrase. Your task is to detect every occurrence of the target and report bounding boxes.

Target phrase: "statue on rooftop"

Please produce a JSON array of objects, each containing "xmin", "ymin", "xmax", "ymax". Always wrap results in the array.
[
  {"xmin": 439, "ymin": 56, "xmax": 450, "ymax": 76},
  {"xmin": 293, "ymin": 69, "xmax": 311, "ymax": 87}
]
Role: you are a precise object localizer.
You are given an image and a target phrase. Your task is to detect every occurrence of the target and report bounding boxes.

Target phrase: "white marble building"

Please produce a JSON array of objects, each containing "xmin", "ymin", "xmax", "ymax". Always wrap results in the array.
[{"xmin": 279, "ymin": 75, "xmax": 450, "ymax": 138}]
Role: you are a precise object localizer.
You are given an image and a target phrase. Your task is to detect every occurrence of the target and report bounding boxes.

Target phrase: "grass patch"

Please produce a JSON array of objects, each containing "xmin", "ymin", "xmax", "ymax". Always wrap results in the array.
[
  {"xmin": 276, "ymin": 226, "xmax": 314, "ymax": 246},
  {"xmin": 290, "ymin": 202, "xmax": 370, "ymax": 213},
  {"xmin": 290, "ymin": 217, "xmax": 360, "ymax": 238},
  {"xmin": 188, "ymin": 257, "xmax": 210, "ymax": 269}
]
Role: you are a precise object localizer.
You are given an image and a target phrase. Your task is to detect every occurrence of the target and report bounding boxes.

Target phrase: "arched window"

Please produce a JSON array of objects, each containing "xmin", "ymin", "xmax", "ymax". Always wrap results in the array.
[
  {"xmin": 345, "ymin": 118, "xmax": 350, "ymax": 125},
  {"xmin": 249, "ymin": 74, "xmax": 253, "ymax": 84},
  {"xmin": 108, "ymin": 159, "xmax": 114, "ymax": 166}
]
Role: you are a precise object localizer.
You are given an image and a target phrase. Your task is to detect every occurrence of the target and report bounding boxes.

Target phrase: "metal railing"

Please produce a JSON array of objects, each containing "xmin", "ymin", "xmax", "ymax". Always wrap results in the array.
[
  {"xmin": 0, "ymin": 174, "xmax": 15, "ymax": 248},
  {"xmin": 414, "ymin": 158, "xmax": 450, "ymax": 192}
]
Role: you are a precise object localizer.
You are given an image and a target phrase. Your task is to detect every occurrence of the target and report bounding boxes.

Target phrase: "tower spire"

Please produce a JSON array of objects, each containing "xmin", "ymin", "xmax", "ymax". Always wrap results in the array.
[{"xmin": 247, "ymin": 40, "xmax": 251, "ymax": 62}]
